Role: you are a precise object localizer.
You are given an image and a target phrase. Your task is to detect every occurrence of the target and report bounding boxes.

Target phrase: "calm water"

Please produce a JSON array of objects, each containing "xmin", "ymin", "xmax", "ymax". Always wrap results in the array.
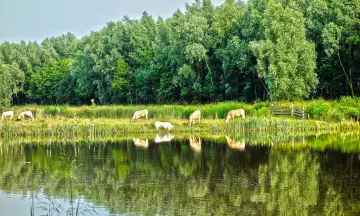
[{"xmin": 0, "ymin": 134, "xmax": 360, "ymax": 215}]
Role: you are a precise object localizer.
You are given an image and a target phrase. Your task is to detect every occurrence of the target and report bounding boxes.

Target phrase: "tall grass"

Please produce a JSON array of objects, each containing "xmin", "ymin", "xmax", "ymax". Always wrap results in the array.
[
  {"xmin": 2, "ymin": 97, "xmax": 359, "ymax": 121},
  {"xmin": 1, "ymin": 117, "xmax": 359, "ymax": 138}
]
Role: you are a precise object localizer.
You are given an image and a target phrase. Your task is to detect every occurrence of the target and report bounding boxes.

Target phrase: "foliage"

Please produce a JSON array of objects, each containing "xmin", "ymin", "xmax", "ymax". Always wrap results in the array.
[{"xmin": 0, "ymin": 0, "xmax": 360, "ymax": 104}]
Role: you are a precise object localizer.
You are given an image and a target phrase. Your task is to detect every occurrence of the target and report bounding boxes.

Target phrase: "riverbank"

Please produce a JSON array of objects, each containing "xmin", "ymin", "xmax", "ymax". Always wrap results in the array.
[
  {"xmin": 2, "ymin": 98, "xmax": 360, "ymax": 137},
  {"xmin": 1, "ymin": 117, "xmax": 359, "ymax": 137},
  {"xmin": 4, "ymin": 97, "xmax": 360, "ymax": 121}
]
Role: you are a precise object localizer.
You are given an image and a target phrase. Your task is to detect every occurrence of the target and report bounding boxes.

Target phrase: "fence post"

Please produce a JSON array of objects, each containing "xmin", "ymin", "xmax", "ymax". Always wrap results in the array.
[
  {"xmin": 290, "ymin": 103, "xmax": 294, "ymax": 117},
  {"xmin": 302, "ymin": 107, "xmax": 305, "ymax": 120},
  {"xmin": 270, "ymin": 103, "xmax": 274, "ymax": 117}
]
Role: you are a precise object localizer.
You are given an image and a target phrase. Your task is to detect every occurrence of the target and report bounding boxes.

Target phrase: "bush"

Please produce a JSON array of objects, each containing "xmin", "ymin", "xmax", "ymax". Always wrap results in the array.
[
  {"xmin": 306, "ymin": 99, "xmax": 331, "ymax": 120},
  {"xmin": 43, "ymin": 106, "xmax": 58, "ymax": 117}
]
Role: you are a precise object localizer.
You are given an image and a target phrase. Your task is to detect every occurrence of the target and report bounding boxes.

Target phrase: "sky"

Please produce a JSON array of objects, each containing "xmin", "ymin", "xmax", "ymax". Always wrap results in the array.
[{"xmin": 0, "ymin": 0, "xmax": 224, "ymax": 43}]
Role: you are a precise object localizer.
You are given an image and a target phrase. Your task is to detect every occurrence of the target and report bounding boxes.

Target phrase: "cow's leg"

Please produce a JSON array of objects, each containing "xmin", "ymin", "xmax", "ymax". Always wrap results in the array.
[{"xmin": 146, "ymin": 114, "xmax": 148, "ymax": 119}]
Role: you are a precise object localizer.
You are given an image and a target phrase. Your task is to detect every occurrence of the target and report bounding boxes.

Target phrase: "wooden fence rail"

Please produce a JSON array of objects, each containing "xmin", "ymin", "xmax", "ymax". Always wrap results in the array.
[{"xmin": 270, "ymin": 104, "xmax": 306, "ymax": 119}]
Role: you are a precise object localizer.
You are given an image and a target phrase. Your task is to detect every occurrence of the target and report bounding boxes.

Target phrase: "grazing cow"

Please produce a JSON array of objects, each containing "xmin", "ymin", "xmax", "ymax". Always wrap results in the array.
[
  {"xmin": 17, "ymin": 111, "xmax": 35, "ymax": 121},
  {"xmin": 1, "ymin": 111, "xmax": 14, "ymax": 120},
  {"xmin": 154, "ymin": 121, "xmax": 174, "ymax": 131},
  {"xmin": 189, "ymin": 110, "xmax": 201, "ymax": 127},
  {"xmin": 155, "ymin": 134, "xmax": 174, "ymax": 143},
  {"xmin": 225, "ymin": 109, "xmax": 245, "ymax": 123},
  {"xmin": 131, "ymin": 109, "xmax": 148, "ymax": 122},
  {"xmin": 226, "ymin": 136, "xmax": 245, "ymax": 151},
  {"xmin": 189, "ymin": 136, "xmax": 202, "ymax": 153},
  {"xmin": 133, "ymin": 138, "xmax": 149, "ymax": 149}
]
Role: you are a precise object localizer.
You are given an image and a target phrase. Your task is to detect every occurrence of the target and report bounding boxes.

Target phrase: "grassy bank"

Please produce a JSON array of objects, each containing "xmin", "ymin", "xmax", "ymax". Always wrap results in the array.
[
  {"xmin": 1, "ymin": 97, "xmax": 360, "ymax": 137},
  {"xmin": 1, "ymin": 117, "xmax": 359, "ymax": 138},
  {"xmin": 3, "ymin": 97, "xmax": 360, "ymax": 121}
]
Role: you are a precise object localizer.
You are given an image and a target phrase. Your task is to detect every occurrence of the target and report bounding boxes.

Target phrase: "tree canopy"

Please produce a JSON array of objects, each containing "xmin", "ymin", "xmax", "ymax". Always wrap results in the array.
[{"xmin": 0, "ymin": 0, "xmax": 359, "ymax": 105}]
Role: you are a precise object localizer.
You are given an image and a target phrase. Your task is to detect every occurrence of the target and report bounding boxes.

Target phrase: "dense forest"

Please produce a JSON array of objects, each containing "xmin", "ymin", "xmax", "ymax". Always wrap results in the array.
[{"xmin": 0, "ymin": 0, "xmax": 359, "ymax": 106}]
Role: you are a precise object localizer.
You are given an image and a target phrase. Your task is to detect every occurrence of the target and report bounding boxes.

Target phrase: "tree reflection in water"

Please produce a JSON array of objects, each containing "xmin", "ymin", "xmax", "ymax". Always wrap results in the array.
[{"xmin": 0, "ymin": 134, "xmax": 359, "ymax": 215}]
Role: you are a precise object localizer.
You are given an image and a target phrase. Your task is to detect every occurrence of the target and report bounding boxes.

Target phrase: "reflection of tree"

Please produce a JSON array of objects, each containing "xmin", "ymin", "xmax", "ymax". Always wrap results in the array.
[
  {"xmin": 323, "ymin": 186, "xmax": 344, "ymax": 216},
  {"xmin": 0, "ymin": 138, "xmax": 360, "ymax": 215},
  {"xmin": 252, "ymin": 149, "xmax": 320, "ymax": 215}
]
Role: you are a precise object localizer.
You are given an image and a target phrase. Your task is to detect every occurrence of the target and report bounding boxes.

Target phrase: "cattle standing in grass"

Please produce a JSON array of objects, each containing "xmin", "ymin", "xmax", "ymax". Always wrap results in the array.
[
  {"xmin": 133, "ymin": 138, "xmax": 149, "ymax": 149},
  {"xmin": 155, "ymin": 134, "xmax": 174, "ymax": 143},
  {"xmin": 1, "ymin": 111, "xmax": 14, "ymax": 120},
  {"xmin": 154, "ymin": 121, "xmax": 174, "ymax": 131},
  {"xmin": 189, "ymin": 110, "xmax": 201, "ymax": 127},
  {"xmin": 17, "ymin": 111, "xmax": 35, "ymax": 121},
  {"xmin": 131, "ymin": 109, "xmax": 148, "ymax": 122},
  {"xmin": 189, "ymin": 136, "xmax": 202, "ymax": 153},
  {"xmin": 226, "ymin": 136, "xmax": 245, "ymax": 151},
  {"xmin": 225, "ymin": 109, "xmax": 245, "ymax": 123}
]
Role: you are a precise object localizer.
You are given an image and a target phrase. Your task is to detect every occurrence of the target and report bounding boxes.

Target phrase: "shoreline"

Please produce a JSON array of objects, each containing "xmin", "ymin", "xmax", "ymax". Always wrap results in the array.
[{"xmin": 1, "ymin": 117, "xmax": 359, "ymax": 138}]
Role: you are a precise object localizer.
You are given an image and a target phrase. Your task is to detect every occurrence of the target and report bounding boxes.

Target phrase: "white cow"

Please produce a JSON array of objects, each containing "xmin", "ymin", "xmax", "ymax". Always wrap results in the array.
[
  {"xmin": 154, "ymin": 134, "xmax": 174, "ymax": 143},
  {"xmin": 17, "ymin": 111, "xmax": 35, "ymax": 121},
  {"xmin": 131, "ymin": 109, "xmax": 148, "ymax": 122},
  {"xmin": 133, "ymin": 138, "xmax": 149, "ymax": 149},
  {"xmin": 154, "ymin": 121, "xmax": 174, "ymax": 131},
  {"xmin": 1, "ymin": 111, "xmax": 14, "ymax": 120}
]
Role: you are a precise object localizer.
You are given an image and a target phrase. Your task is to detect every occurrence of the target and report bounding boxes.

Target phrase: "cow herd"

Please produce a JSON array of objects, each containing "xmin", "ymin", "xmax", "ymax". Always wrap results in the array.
[
  {"xmin": 0, "ymin": 108, "xmax": 246, "ymax": 131},
  {"xmin": 131, "ymin": 108, "xmax": 246, "ymax": 131}
]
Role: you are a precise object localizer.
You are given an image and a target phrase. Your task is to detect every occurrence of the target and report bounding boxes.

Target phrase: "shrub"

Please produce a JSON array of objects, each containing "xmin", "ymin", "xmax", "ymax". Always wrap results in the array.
[{"xmin": 43, "ymin": 106, "xmax": 58, "ymax": 117}]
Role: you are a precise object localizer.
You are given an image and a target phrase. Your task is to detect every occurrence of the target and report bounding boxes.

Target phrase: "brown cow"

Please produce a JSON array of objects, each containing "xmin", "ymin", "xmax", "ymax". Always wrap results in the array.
[
  {"xmin": 189, "ymin": 136, "xmax": 202, "ymax": 153},
  {"xmin": 225, "ymin": 136, "xmax": 245, "ymax": 151},
  {"xmin": 17, "ymin": 111, "xmax": 35, "ymax": 121},
  {"xmin": 133, "ymin": 138, "xmax": 149, "ymax": 149},
  {"xmin": 131, "ymin": 109, "xmax": 148, "ymax": 122},
  {"xmin": 225, "ymin": 109, "xmax": 245, "ymax": 123},
  {"xmin": 189, "ymin": 110, "xmax": 201, "ymax": 127}
]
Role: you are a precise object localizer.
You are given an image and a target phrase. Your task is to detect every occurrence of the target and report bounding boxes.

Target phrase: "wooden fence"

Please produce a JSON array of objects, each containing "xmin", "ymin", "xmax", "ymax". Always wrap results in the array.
[{"xmin": 270, "ymin": 104, "xmax": 306, "ymax": 119}]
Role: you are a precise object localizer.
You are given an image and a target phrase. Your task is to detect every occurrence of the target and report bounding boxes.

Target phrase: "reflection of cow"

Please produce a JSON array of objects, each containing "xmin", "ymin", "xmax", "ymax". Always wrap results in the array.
[
  {"xmin": 189, "ymin": 136, "xmax": 202, "ymax": 153},
  {"xmin": 155, "ymin": 134, "xmax": 174, "ymax": 143},
  {"xmin": 1, "ymin": 111, "xmax": 14, "ymax": 120},
  {"xmin": 225, "ymin": 109, "xmax": 245, "ymax": 123},
  {"xmin": 154, "ymin": 121, "xmax": 174, "ymax": 131},
  {"xmin": 226, "ymin": 136, "xmax": 245, "ymax": 151},
  {"xmin": 189, "ymin": 110, "xmax": 201, "ymax": 127},
  {"xmin": 17, "ymin": 111, "xmax": 35, "ymax": 121},
  {"xmin": 131, "ymin": 109, "xmax": 148, "ymax": 122},
  {"xmin": 133, "ymin": 138, "xmax": 149, "ymax": 149}
]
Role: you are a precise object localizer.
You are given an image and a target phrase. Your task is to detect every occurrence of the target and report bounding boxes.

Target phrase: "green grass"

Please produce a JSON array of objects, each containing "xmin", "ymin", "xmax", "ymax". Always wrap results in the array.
[
  {"xmin": 0, "ymin": 116, "xmax": 359, "ymax": 138},
  {"xmin": 1, "ymin": 97, "xmax": 360, "ymax": 137},
  {"xmin": 2, "ymin": 97, "xmax": 360, "ymax": 121}
]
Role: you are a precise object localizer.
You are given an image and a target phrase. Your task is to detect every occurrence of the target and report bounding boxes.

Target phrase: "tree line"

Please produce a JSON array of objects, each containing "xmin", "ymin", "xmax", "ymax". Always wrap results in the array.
[{"xmin": 0, "ymin": 0, "xmax": 359, "ymax": 106}]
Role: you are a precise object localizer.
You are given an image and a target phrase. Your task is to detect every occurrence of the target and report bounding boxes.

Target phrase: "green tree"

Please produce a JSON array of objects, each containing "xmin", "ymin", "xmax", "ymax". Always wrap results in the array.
[
  {"xmin": 250, "ymin": 0, "xmax": 318, "ymax": 100},
  {"xmin": 0, "ymin": 61, "xmax": 25, "ymax": 106},
  {"xmin": 29, "ymin": 58, "xmax": 73, "ymax": 104}
]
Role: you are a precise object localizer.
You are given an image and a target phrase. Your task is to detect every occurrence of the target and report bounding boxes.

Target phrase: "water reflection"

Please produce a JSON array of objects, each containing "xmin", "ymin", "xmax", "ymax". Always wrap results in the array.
[
  {"xmin": 154, "ymin": 134, "xmax": 174, "ymax": 143},
  {"xmin": 189, "ymin": 136, "xmax": 202, "ymax": 153},
  {"xmin": 0, "ymin": 134, "xmax": 359, "ymax": 215},
  {"xmin": 133, "ymin": 138, "xmax": 149, "ymax": 149},
  {"xmin": 226, "ymin": 136, "xmax": 246, "ymax": 151}
]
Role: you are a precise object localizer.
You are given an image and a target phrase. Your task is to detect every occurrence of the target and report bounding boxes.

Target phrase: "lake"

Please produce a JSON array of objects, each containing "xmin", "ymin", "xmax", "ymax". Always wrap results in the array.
[{"xmin": 0, "ymin": 133, "xmax": 360, "ymax": 215}]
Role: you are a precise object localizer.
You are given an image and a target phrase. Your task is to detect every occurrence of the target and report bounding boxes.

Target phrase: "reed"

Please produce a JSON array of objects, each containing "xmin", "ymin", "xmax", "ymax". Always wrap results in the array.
[
  {"xmin": 2, "ymin": 97, "xmax": 360, "ymax": 121},
  {"xmin": 1, "ymin": 117, "xmax": 359, "ymax": 138}
]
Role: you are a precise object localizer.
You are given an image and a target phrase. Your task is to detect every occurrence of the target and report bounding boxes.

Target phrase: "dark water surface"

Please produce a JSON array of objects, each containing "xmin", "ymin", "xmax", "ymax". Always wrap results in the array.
[{"xmin": 0, "ymin": 134, "xmax": 360, "ymax": 215}]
